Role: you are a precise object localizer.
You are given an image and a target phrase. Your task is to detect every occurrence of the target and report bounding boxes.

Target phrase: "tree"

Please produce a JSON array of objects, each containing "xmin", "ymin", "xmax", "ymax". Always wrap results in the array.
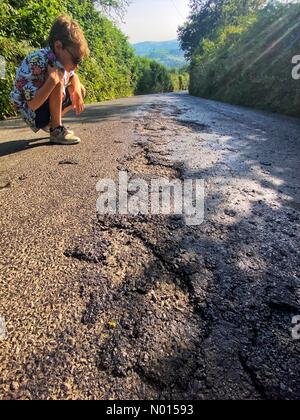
[
  {"xmin": 178, "ymin": 0, "xmax": 268, "ymax": 59},
  {"xmin": 92, "ymin": 0, "xmax": 131, "ymax": 21}
]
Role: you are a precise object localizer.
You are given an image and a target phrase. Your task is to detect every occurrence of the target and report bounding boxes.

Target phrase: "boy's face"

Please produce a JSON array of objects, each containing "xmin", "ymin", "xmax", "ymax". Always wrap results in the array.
[{"xmin": 53, "ymin": 41, "xmax": 81, "ymax": 72}]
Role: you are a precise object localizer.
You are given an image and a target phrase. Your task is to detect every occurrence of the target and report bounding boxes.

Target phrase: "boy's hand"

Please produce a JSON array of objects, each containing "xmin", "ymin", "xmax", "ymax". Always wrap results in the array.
[
  {"xmin": 47, "ymin": 65, "xmax": 64, "ymax": 85},
  {"xmin": 71, "ymin": 89, "xmax": 85, "ymax": 116}
]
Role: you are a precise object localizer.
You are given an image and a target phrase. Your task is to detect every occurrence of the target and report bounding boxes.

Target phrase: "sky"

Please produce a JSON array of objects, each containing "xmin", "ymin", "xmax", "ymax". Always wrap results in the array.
[{"xmin": 120, "ymin": 0, "xmax": 190, "ymax": 44}]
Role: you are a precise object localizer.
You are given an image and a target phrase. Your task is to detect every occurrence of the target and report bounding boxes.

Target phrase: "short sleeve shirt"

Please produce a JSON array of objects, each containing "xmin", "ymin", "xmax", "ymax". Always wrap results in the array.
[{"xmin": 10, "ymin": 46, "xmax": 74, "ymax": 132}]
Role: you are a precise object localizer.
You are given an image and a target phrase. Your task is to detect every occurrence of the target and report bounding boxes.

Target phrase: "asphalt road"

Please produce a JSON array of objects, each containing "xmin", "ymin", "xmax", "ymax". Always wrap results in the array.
[{"xmin": 0, "ymin": 92, "xmax": 299, "ymax": 400}]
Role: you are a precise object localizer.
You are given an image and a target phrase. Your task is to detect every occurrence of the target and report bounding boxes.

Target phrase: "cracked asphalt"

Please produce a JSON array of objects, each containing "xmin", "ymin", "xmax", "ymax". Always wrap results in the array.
[{"xmin": 0, "ymin": 92, "xmax": 299, "ymax": 400}]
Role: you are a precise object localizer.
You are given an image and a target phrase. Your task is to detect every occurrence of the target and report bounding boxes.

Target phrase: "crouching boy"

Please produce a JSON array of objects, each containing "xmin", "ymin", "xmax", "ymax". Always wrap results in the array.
[{"xmin": 10, "ymin": 15, "xmax": 89, "ymax": 145}]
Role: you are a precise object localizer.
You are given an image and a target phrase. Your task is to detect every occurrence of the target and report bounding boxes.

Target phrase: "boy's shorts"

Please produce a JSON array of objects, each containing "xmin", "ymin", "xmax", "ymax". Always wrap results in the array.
[{"xmin": 35, "ymin": 88, "xmax": 73, "ymax": 129}]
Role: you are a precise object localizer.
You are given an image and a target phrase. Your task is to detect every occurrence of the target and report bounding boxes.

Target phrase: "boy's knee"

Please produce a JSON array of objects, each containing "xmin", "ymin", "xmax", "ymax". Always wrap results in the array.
[
  {"xmin": 55, "ymin": 78, "xmax": 64, "ymax": 88},
  {"xmin": 49, "ymin": 81, "xmax": 64, "ymax": 103},
  {"xmin": 52, "ymin": 80, "xmax": 64, "ymax": 95}
]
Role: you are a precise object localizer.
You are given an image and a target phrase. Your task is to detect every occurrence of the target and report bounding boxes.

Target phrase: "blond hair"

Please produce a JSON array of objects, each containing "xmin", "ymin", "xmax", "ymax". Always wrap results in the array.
[{"xmin": 48, "ymin": 15, "xmax": 89, "ymax": 59}]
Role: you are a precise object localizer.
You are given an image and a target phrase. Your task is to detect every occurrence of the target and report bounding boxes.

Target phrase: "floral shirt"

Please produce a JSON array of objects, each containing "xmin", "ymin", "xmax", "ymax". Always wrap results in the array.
[{"xmin": 10, "ymin": 46, "xmax": 74, "ymax": 132}]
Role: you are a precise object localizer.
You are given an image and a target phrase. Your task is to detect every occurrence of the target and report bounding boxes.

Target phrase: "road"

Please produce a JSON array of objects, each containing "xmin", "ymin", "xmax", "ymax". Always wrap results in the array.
[{"xmin": 0, "ymin": 92, "xmax": 299, "ymax": 400}]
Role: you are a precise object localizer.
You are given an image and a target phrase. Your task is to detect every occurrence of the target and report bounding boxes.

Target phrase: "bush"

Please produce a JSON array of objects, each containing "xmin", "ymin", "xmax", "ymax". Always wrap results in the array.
[
  {"xmin": 134, "ymin": 57, "xmax": 173, "ymax": 95},
  {"xmin": 169, "ymin": 68, "xmax": 190, "ymax": 91},
  {"xmin": 0, "ymin": 36, "xmax": 32, "ymax": 119},
  {"xmin": 189, "ymin": 2, "xmax": 300, "ymax": 117}
]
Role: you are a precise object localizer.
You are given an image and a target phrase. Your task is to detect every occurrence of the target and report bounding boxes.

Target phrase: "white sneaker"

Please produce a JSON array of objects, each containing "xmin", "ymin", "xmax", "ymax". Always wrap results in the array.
[
  {"xmin": 50, "ymin": 126, "xmax": 81, "ymax": 145},
  {"xmin": 42, "ymin": 125, "xmax": 74, "ymax": 135}
]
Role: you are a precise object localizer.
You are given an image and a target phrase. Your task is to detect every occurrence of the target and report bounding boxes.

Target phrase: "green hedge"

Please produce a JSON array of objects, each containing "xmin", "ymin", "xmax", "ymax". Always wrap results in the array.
[
  {"xmin": 0, "ymin": 36, "xmax": 32, "ymax": 119},
  {"xmin": 189, "ymin": 3, "xmax": 300, "ymax": 117},
  {"xmin": 169, "ymin": 68, "xmax": 190, "ymax": 92}
]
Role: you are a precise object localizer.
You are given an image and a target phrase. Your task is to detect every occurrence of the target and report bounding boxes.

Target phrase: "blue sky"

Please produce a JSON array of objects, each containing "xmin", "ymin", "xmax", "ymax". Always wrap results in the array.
[{"xmin": 120, "ymin": 0, "xmax": 190, "ymax": 44}]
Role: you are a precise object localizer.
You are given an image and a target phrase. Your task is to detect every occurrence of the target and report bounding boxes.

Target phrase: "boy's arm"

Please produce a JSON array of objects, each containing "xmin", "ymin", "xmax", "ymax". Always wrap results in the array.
[
  {"xmin": 69, "ymin": 72, "xmax": 81, "ymax": 92},
  {"xmin": 28, "ymin": 66, "xmax": 64, "ymax": 112},
  {"xmin": 69, "ymin": 73, "xmax": 85, "ymax": 116}
]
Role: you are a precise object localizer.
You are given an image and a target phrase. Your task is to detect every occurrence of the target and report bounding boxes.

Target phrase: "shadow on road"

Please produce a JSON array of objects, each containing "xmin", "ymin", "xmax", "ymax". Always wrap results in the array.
[
  {"xmin": 0, "ymin": 137, "xmax": 51, "ymax": 158},
  {"xmin": 64, "ymin": 102, "xmax": 148, "ymax": 125}
]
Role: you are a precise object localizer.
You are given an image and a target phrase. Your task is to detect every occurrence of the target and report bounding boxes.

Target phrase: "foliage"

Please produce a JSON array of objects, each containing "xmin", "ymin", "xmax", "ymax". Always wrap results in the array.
[
  {"xmin": 178, "ymin": 0, "xmax": 268, "ymax": 59},
  {"xmin": 0, "ymin": 35, "xmax": 32, "ymax": 119},
  {"xmin": 134, "ymin": 57, "xmax": 173, "ymax": 95},
  {"xmin": 180, "ymin": 0, "xmax": 300, "ymax": 117},
  {"xmin": 169, "ymin": 67, "xmax": 190, "ymax": 91}
]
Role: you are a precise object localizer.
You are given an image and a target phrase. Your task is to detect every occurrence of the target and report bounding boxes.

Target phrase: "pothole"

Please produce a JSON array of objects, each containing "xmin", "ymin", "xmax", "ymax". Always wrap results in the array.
[{"xmin": 125, "ymin": 152, "xmax": 182, "ymax": 180}]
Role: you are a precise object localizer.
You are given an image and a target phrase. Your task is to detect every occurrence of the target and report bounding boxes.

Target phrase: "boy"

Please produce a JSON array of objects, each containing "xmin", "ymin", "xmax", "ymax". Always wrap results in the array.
[{"xmin": 10, "ymin": 15, "xmax": 89, "ymax": 145}]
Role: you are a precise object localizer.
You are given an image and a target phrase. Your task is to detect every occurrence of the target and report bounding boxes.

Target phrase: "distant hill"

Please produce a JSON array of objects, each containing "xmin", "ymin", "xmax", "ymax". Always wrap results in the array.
[{"xmin": 133, "ymin": 40, "xmax": 187, "ymax": 69}]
